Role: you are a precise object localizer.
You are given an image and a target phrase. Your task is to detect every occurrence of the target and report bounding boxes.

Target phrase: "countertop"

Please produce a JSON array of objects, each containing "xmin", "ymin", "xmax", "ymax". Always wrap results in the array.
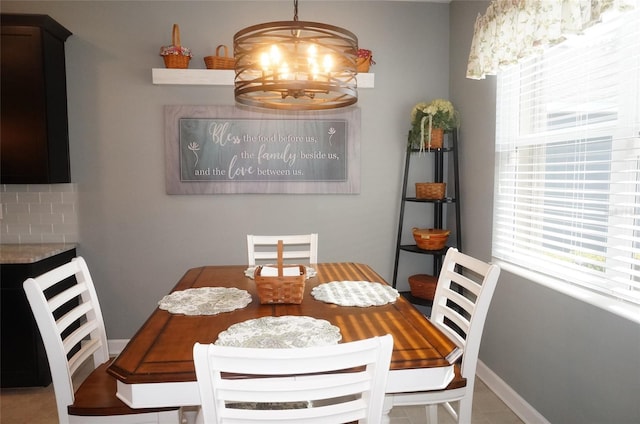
[{"xmin": 0, "ymin": 244, "xmax": 77, "ymax": 264}]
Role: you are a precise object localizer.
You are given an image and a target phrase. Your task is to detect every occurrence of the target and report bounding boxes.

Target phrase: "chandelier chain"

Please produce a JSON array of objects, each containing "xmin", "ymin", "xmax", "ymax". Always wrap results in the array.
[{"xmin": 293, "ymin": 0, "xmax": 299, "ymax": 21}]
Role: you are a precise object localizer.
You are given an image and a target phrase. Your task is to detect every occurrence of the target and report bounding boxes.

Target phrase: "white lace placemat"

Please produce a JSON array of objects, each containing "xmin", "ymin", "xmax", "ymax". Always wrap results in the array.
[
  {"xmin": 158, "ymin": 287, "xmax": 252, "ymax": 315},
  {"xmin": 215, "ymin": 316, "xmax": 341, "ymax": 348},
  {"xmin": 244, "ymin": 266, "xmax": 317, "ymax": 279},
  {"xmin": 311, "ymin": 281, "xmax": 400, "ymax": 307}
]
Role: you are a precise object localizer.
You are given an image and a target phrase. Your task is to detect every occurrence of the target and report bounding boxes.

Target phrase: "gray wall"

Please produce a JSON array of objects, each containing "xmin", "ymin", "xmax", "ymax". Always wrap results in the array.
[
  {"xmin": 450, "ymin": 2, "xmax": 640, "ymax": 424},
  {"xmin": 3, "ymin": 1, "xmax": 638, "ymax": 423},
  {"xmin": 2, "ymin": 1, "xmax": 450, "ymax": 334}
]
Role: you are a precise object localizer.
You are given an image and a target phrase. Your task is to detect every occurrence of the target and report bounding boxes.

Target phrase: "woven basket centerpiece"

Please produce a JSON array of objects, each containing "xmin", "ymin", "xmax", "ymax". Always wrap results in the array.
[
  {"xmin": 254, "ymin": 240, "xmax": 306, "ymax": 304},
  {"xmin": 416, "ymin": 182, "xmax": 446, "ymax": 200},
  {"xmin": 159, "ymin": 24, "xmax": 191, "ymax": 69},
  {"xmin": 204, "ymin": 44, "xmax": 236, "ymax": 70},
  {"xmin": 412, "ymin": 228, "xmax": 450, "ymax": 250}
]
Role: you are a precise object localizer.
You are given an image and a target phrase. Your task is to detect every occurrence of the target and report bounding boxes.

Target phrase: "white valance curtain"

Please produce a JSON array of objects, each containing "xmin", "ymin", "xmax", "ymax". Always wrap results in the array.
[{"xmin": 466, "ymin": 0, "xmax": 637, "ymax": 80}]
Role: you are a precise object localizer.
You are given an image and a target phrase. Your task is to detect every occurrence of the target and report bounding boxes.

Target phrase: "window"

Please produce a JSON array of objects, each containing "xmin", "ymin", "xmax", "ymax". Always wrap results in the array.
[{"xmin": 493, "ymin": 9, "xmax": 640, "ymax": 309}]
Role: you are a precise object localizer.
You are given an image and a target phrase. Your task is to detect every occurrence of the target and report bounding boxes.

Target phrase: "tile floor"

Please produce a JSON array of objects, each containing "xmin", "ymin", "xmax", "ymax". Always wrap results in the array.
[
  {"xmin": 388, "ymin": 379, "xmax": 525, "ymax": 424},
  {"xmin": 1, "ymin": 371, "xmax": 524, "ymax": 424}
]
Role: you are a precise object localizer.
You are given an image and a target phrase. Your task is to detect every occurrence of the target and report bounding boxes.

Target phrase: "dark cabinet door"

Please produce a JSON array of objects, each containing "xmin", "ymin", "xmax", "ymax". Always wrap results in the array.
[{"xmin": 0, "ymin": 14, "xmax": 71, "ymax": 183}]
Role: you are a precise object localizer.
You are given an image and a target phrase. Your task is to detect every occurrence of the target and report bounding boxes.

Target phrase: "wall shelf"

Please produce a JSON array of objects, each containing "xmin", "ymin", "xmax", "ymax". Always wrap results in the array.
[{"xmin": 151, "ymin": 68, "xmax": 375, "ymax": 88}]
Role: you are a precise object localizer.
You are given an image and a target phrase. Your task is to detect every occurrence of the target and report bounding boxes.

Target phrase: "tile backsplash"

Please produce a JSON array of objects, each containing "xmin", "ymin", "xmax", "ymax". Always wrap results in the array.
[{"xmin": 0, "ymin": 184, "xmax": 79, "ymax": 244}]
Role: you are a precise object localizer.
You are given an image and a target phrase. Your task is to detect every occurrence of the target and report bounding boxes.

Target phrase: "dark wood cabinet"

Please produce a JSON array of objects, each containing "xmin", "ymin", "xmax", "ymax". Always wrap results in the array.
[
  {"xmin": 0, "ymin": 14, "xmax": 72, "ymax": 184},
  {"xmin": 0, "ymin": 248, "xmax": 76, "ymax": 387}
]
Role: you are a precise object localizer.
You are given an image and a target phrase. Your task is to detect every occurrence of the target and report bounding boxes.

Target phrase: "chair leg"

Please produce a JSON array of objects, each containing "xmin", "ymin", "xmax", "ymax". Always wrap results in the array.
[
  {"xmin": 180, "ymin": 406, "xmax": 199, "ymax": 424},
  {"xmin": 159, "ymin": 409, "xmax": 183, "ymax": 424},
  {"xmin": 457, "ymin": 397, "xmax": 472, "ymax": 424},
  {"xmin": 426, "ymin": 404, "xmax": 438, "ymax": 424}
]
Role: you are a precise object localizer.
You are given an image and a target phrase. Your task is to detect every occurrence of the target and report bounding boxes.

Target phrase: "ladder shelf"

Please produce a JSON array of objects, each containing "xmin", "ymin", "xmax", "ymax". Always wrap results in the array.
[{"xmin": 392, "ymin": 130, "xmax": 462, "ymax": 306}]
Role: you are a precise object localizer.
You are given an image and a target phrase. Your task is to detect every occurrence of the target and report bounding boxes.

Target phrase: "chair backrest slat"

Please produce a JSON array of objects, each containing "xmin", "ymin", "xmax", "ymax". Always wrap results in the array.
[
  {"xmin": 33, "ymin": 260, "xmax": 81, "ymax": 291},
  {"xmin": 56, "ymin": 300, "xmax": 92, "ymax": 335},
  {"xmin": 47, "ymin": 281, "xmax": 88, "ymax": 312},
  {"xmin": 67, "ymin": 338, "xmax": 102, "ymax": 375},
  {"xmin": 215, "ymin": 372, "xmax": 371, "ymax": 402},
  {"xmin": 63, "ymin": 319, "xmax": 99, "ymax": 356}
]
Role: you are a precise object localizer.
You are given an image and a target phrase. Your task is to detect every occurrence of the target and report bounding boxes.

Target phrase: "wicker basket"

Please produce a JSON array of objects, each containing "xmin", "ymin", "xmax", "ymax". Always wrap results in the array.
[
  {"xmin": 416, "ymin": 182, "xmax": 446, "ymax": 200},
  {"xmin": 163, "ymin": 55, "xmax": 190, "ymax": 69},
  {"xmin": 420, "ymin": 127, "xmax": 444, "ymax": 150},
  {"xmin": 161, "ymin": 24, "xmax": 191, "ymax": 69},
  {"xmin": 408, "ymin": 274, "xmax": 438, "ymax": 300},
  {"xmin": 204, "ymin": 45, "xmax": 236, "ymax": 70},
  {"xmin": 412, "ymin": 228, "xmax": 450, "ymax": 250},
  {"xmin": 254, "ymin": 240, "xmax": 306, "ymax": 304},
  {"xmin": 356, "ymin": 57, "xmax": 371, "ymax": 73}
]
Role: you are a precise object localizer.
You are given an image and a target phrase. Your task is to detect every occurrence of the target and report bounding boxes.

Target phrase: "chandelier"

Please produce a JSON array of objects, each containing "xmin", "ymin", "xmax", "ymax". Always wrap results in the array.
[{"xmin": 233, "ymin": 0, "xmax": 358, "ymax": 110}]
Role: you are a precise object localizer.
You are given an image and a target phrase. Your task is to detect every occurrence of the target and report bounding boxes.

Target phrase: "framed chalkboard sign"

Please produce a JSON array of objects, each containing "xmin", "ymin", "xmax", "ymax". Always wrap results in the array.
[{"xmin": 165, "ymin": 106, "xmax": 360, "ymax": 194}]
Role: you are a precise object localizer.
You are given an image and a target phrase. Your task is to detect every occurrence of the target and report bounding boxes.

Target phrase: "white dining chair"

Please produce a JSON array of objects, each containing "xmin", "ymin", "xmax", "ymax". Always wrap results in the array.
[
  {"xmin": 391, "ymin": 248, "xmax": 500, "ymax": 424},
  {"xmin": 193, "ymin": 334, "xmax": 393, "ymax": 424},
  {"xmin": 246, "ymin": 233, "xmax": 318, "ymax": 266},
  {"xmin": 23, "ymin": 256, "xmax": 181, "ymax": 424}
]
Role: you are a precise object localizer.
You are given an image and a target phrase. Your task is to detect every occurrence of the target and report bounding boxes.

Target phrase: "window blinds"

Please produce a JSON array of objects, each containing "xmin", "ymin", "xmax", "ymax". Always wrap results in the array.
[{"xmin": 493, "ymin": 9, "xmax": 640, "ymax": 305}]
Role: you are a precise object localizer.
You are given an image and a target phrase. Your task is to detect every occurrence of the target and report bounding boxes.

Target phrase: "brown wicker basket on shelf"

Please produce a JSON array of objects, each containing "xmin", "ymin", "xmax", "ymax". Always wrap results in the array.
[
  {"xmin": 426, "ymin": 127, "xmax": 444, "ymax": 149},
  {"xmin": 161, "ymin": 24, "xmax": 191, "ymax": 69},
  {"xmin": 416, "ymin": 182, "xmax": 446, "ymax": 200},
  {"xmin": 204, "ymin": 45, "xmax": 236, "ymax": 70},
  {"xmin": 408, "ymin": 274, "xmax": 438, "ymax": 300},
  {"xmin": 163, "ymin": 54, "xmax": 190, "ymax": 69},
  {"xmin": 254, "ymin": 240, "xmax": 306, "ymax": 304},
  {"xmin": 356, "ymin": 57, "xmax": 371, "ymax": 73},
  {"xmin": 412, "ymin": 228, "xmax": 450, "ymax": 250}
]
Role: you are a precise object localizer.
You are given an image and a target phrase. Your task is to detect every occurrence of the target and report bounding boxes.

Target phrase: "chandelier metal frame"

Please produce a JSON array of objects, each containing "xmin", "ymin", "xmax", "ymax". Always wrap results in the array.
[{"xmin": 233, "ymin": 1, "xmax": 358, "ymax": 110}]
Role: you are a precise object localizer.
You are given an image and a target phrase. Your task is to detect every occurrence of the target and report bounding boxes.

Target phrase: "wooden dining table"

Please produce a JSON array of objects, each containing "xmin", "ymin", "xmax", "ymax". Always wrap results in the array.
[{"xmin": 107, "ymin": 263, "xmax": 464, "ymax": 420}]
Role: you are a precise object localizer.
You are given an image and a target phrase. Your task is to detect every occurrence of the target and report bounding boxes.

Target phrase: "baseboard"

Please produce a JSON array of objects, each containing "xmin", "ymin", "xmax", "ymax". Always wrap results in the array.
[
  {"xmin": 476, "ymin": 360, "xmax": 550, "ymax": 424},
  {"xmin": 108, "ymin": 339, "xmax": 129, "ymax": 356}
]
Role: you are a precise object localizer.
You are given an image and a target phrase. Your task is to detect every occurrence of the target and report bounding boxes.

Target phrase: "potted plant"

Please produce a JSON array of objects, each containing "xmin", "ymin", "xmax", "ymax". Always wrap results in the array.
[
  {"xmin": 408, "ymin": 99, "xmax": 459, "ymax": 151},
  {"xmin": 356, "ymin": 49, "xmax": 375, "ymax": 73}
]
